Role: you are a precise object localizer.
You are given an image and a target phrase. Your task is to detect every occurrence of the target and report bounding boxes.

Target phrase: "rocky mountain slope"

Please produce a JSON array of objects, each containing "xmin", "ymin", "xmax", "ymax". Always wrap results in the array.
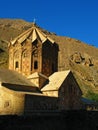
[{"xmin": 0, "ymin": 19, "xmax": 98, "ymax": 96}]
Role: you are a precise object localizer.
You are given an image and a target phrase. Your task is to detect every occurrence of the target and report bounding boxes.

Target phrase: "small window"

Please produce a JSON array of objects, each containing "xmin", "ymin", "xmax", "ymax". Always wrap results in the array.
[
  {"xmin": 4, "ymin": 101, "xmax": 10, "ymax": 108},
  {"xmin": 34, "ymin": 61, "xmax": 38, "ymax": 69},
  {"xmin": 15, "ymin": 61, "xmax": 19, "ymax": 68}
]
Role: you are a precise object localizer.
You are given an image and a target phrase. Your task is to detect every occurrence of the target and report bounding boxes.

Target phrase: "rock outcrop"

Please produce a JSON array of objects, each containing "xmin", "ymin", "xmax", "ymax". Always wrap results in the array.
[{"xmin": 70, "ymin": 52, "xmax": 93, "ymax": 66}]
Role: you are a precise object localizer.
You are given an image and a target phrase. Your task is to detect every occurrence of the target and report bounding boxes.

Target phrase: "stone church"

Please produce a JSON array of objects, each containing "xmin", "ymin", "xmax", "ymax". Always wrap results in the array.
[{"xmin": 0, "ymin": 24, "xmax": 84, "ymax": 115}]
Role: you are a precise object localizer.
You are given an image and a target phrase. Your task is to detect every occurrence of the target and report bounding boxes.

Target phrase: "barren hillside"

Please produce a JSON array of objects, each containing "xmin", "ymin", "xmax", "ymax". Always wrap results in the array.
[{"xmin": 0, "ymin": 19, "xmax": 98, "ymax": 96}]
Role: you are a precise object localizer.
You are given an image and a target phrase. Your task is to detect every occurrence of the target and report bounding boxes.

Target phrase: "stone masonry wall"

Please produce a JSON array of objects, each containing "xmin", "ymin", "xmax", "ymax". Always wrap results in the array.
[
  {"xmin": 0, "ymin": 87, "xmax": 25, "ymax": 115},
  {"xmin": 24, "ymin": 94, "xmax": 58, "ymax": 114}
]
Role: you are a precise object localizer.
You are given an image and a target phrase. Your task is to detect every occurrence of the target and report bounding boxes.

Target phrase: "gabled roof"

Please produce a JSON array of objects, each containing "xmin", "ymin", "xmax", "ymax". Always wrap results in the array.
[
  {"xmin": 10, "ymin": 24, "xmax": 54, "ymax": 45},
  {"xmin": 0, "ymin": 69, "xmax": 36, "ymax": 86},
  {"xmin": 41, "ymin": 70, "xmax": 71, "ymax": 91},
  {"xmin": 0, "ymin": 69, "xmax": 41, "ymax": 93}
]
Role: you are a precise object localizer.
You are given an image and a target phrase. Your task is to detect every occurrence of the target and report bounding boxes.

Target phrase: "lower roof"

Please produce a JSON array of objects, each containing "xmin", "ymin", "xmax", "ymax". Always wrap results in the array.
[
  {"xmin": 0, "ymin": 69, "xmax": 41, "ymax": 93},
  {"xmin": 41, "ymin": 70, "xmax": 71, "ymax": 91},
  {"xmin": 2, "ymin": 83, "xmax": 41, "ymax": 93},
  {"xmin": 0, "ymin": 69, "xmax": 36, "ymax": 86}
]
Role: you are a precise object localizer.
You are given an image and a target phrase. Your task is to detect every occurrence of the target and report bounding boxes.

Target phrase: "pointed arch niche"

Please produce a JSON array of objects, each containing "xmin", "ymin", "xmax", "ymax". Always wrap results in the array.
[
  {"xmin": 14, "ymin": 50, "xmax": 20, "ymax": 71},
  {"xmin": 21, "ymin": 49, "xmax": 30, "ymax": 75}
]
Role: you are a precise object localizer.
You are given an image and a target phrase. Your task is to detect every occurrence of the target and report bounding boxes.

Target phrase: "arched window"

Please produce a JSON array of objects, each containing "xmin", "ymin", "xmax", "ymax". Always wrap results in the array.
[
  {"xmin": 34, "ymin": 61, "xmax": 38, "ymax": 69},
  {"xmin": 15, "ymin": 61, "xmax": 19, "ymax": 68}
]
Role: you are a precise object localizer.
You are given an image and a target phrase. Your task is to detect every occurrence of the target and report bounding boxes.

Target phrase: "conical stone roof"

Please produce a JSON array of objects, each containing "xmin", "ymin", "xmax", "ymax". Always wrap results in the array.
[{"xmin": 10, "ymin": 23, "xmax": 54, "ymax": 45}]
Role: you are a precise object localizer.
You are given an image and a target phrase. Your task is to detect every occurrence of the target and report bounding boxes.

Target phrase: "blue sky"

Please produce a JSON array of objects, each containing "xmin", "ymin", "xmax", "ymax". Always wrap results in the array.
[{"xmin": 0, "ymin": 0, "xmax": 98, "ymax": 48}]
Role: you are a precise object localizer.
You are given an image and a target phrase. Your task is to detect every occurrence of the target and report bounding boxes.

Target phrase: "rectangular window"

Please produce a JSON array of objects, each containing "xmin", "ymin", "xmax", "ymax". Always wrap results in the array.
[
  {"xmin": 15, "ymin": 61, "xmax": 19, "ymax": 68},
  {"xmin": 34, "ymin": 61, "xmax": 38, "ymax": 69}
]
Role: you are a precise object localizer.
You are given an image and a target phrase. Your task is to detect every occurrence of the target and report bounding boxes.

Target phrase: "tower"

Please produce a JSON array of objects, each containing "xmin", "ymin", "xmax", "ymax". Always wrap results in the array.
[{"xmin": 8, "ymin": 24, "xmax": 59, "ymax": 77}]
